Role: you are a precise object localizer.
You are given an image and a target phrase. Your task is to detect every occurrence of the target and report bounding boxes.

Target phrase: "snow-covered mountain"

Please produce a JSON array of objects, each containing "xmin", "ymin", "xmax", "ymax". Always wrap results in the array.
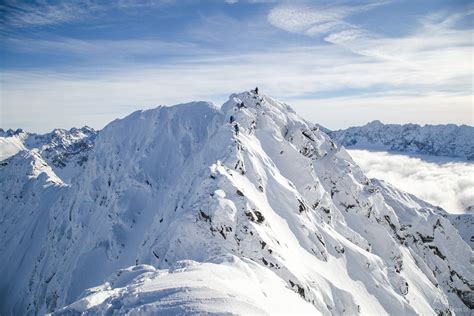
[
  {"xmin": 327, "ymin": 121, "xmax": 474, "ymax": 160},
  {"xmin": 1, "ymin": 92, "xmax": 472, "ymax": 315},
  {"xmin": 0, "ymin": 127, "xmax": 96, "ymax": 182},
  {"xmin": 448, "ymin": 206, "xmax": 474, "ymax": 250}
]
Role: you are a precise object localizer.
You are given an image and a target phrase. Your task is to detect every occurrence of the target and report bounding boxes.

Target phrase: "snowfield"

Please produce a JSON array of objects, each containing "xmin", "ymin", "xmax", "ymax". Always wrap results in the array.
[
  {"xmin": 1, "ymin": 91, "xmax": 472, "ymax": 315},
  {"xmin": 55, "ymin": 255, "xmax": 318, "ymax": 315}
]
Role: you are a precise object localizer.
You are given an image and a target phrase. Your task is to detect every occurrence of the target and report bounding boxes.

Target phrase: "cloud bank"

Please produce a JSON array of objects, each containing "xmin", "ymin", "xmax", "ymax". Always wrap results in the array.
[{"xmin": 348, "ymin": 150, "xmax": 474, "ymax": 214}]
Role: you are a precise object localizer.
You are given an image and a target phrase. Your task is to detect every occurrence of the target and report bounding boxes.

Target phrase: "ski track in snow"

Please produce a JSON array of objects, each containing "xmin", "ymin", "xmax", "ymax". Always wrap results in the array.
[{"xmin": 348, "ymin": 149, "xmax": 474, "ymax": 214}]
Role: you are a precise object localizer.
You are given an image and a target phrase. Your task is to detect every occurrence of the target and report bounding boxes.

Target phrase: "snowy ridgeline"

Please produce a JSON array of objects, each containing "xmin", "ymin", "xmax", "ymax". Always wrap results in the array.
[
  {"xmin": 0, "ymin": 126, "xmax": 96, "ymax": 182},
  {"xmin": 327, "ymin": 120, "xmax": 474, "ymax": 160},
  {"xmin": 0, "ymin": 92, "xmax": 473, "ymax": 315}
]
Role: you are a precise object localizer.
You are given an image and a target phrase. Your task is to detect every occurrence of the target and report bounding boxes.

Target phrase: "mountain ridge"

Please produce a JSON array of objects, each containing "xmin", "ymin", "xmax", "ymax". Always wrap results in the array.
[
  {"xmin": 0, "ymin": 126, "xmax": 96, "ymax": 182},
  {"xmin": 327, "ymin": 121, "xmax": 474, "ymax": 160},
  {"xmin": 0, "ymin": 91, "xmax": 472, "ymax": 315}
]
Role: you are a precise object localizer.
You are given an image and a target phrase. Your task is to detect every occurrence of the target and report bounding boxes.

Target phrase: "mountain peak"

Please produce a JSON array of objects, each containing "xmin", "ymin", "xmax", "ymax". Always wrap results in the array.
[
  {"xmin": 1, "ymin": 92, "xmax": 472, "ymax": 314},
  {"xmin": 366, "ymin": 119, "xmax": 383, "ymax": 126},
  {"xmin": 328, "ymin": 121, "xmax": 474, "ymax": 160}
]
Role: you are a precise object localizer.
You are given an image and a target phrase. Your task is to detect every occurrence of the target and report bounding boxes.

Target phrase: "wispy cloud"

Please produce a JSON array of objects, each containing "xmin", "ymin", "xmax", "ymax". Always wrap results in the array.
[
  {"xmin": 1, "ymin": 40, "xmax": 472, "ymax": 132},
  {"xmin": 3, "ymin": 37, "xmax": 202, "ymax": 60},
  {"xmin": 1, "ymin": 1, "xmax": 98, "ymax": 27},
  {"xmin": 0, "ymin": 0, "xmax": 173, "ymax": 28},
  {"xmin": 349, "ymin": 150, "xmax": 474, "ymax": 214},
  {"xmin": 225, "ymin": 0, "xmax": 279, "ymax": 4},
  {"xmin": 1, "ymin": 2, "xmax": 472, "ymax": 132},
  {"xmin": 267, "ymin": 1, "xmax": 473, "ymax": 66},
  {"xmin": 267, "ymin": 1, "xmax": 385, "ymax": 37},
  {"xmin": 324, "ymin": 9, "xmax": 474, "ymax": 63}
]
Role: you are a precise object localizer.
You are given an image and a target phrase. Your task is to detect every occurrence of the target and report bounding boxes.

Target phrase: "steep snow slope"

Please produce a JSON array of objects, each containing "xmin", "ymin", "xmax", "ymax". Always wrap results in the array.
[
  {"xmin": 0, "ymin": 129, "xmax": 27, "ymax": 160},
  {"xmin": 1, "ymin": 92, "xmax": 472, "ymax": 315},
  {"xmin": 448, "ymin": 207, "xmax": 473, "ymax": 250},
  {"xmin": 328, "ymin": 121, "xmax": 474, "ymax": 160}
]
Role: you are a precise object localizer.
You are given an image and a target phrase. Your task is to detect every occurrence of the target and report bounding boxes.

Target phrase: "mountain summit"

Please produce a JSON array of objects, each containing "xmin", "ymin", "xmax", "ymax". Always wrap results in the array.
[{"xmin": 1, "ymin": 91, "xmax": 472, "ymax": 315}]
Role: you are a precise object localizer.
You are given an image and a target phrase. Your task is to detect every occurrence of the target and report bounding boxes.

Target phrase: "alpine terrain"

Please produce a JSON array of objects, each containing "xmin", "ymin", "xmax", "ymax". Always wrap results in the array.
[
  {"xmin": 0, "ymin": 91, "xmax": 472, "ymax": 315},
  {"xmin": 327, "ymin": 121, "xmax": 474, "ymax": 160}
]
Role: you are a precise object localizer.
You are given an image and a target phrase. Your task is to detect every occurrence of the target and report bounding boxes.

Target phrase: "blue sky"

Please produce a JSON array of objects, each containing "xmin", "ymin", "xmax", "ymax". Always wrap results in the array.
[{"xmin": 1, "ymin": 0, "xmax": 472, "ymax": 132}]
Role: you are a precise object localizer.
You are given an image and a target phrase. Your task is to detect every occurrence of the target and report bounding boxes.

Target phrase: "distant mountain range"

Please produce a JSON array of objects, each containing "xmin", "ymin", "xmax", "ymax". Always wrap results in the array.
[
  {"xmin": 1, "ymin": 93, "xmax": 472, "ymax": 314},
  {"xmin": 327, "ymin": 120, "xmax": 474, "ymax": 160},
  {"xmin": 0, "ymin": 127, "xmax": 96, "ymax": 182}
]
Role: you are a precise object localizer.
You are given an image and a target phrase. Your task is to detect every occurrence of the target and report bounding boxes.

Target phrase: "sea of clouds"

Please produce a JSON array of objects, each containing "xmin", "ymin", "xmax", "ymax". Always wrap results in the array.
[{"xmin": 348, "ymin": 150, "xmax": 474, "ymax": 214}]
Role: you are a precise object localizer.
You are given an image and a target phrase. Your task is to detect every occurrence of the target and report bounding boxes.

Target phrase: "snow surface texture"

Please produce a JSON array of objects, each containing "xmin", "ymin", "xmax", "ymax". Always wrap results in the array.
[
  {"xmin": 0, "ymin": 127, "xmax": 96, "ymax": 182},
  {"xmin": 54, "ymin": 256, "xmax": 317, "ymax": 315},
  {"xmin": 348, "ymin": 149, "xmax": 474, "ymax": 214},
  {"xmin": 1, "ymin": 92, "xmax": 473, "ymax": 315},
  {"xmin": 328, "ymin": 120, "xmax": 474, "ymax": 160},
  {"xmin": 447, "ymin": 206, "xmax": 474, "ymax": 251}
]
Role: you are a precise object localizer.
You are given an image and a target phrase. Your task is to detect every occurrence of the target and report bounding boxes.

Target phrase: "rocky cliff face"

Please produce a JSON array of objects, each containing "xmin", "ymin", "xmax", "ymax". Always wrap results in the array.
[{"xmin": 1, "ymin": 92, "xmax": 472, "ymax": 315}]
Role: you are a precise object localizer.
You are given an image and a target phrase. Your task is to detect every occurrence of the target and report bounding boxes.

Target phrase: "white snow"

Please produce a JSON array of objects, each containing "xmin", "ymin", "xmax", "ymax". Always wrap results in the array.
[
  {"xmin": 329, "ymin": 120, "xmax": 474, "ymax": 160},
  {"xmin": 56, "ymin": 255, "xmax": 319, "ymax": 315},
  {"xmin": 0, "ymin": 134, "xmax": 26, "ymax": 160},
  {"xmin": 0, "ymin": 127, "xmax": 96, "ymax": 182},
  {"xmin": 1, "ymin": 91, "xmax": 472, "ymax": 315}
]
